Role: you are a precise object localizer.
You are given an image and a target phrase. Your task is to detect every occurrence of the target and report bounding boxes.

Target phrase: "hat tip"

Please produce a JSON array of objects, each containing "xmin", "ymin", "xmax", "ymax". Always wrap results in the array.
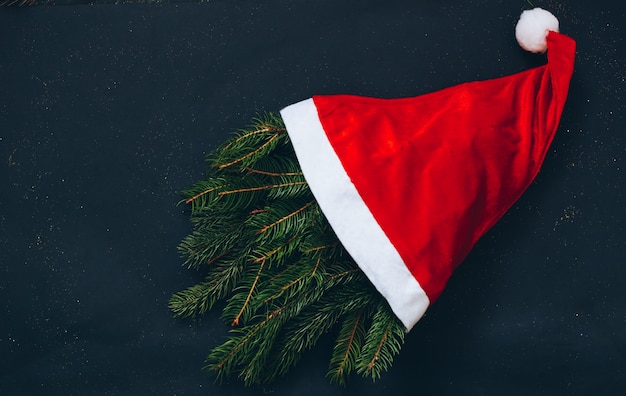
[{"xmin": 515, "ymin": 7, "xmax": 560, "ymax": 53}]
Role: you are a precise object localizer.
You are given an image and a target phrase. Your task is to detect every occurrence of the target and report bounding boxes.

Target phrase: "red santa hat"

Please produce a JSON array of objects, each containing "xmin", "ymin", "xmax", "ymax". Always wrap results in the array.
[{"xmin": 280, "ymin": 8, "xmax": 576, "ymax": 331}]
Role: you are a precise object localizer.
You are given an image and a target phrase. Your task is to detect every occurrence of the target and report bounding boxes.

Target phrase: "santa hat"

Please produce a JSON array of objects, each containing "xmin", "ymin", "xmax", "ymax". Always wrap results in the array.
[{"xmin": 280, "ymin": 8, "xmax": 576, "ymax": 331}]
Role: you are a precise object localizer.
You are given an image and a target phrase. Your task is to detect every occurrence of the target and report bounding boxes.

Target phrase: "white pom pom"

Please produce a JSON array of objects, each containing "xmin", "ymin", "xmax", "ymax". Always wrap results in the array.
[{"xmin": 515, "ymin": 8, "xmax": 559, "ymax": 53}]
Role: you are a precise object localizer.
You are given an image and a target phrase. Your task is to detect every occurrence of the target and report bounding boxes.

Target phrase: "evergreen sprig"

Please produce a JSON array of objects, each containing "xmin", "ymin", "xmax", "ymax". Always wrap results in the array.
[{"xmin": 170, "ymin": 113, "xmax": 406, "ymax": 386}]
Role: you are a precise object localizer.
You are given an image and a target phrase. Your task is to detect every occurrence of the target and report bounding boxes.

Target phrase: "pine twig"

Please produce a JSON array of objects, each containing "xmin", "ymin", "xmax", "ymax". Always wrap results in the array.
[
  {"xmin": 327, "ymin": 308, "xmax": 368, "ymax": 386},
  {"xmin": 231, "ymin": 258, "xmax": 266, "ymax": 327},
  {"xmin": 171, "ymin": 113, "xmax": 406, "ymax": 386}
]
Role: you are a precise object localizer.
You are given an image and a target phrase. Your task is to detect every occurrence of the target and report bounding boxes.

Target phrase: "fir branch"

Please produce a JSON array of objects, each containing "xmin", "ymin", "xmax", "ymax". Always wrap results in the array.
[
  {"xmin": 220, "ymin": 114, "xmax": 285, "ymax": 153},
  {"xmin": 168, "ymin": 280, "xmax": 214, "ymax": 318},
  {"xmin": 356, "ymin": 304, "xmax": 405, "ymax": 380},
  {"xmin": 246, "ymin": 148, "xmax": 303, "ymax": 177},
  {"xmin": 207, "ymin": 310, "xmax": 282, "ymax": 383},
  {"xmin": 221, "ymin": 127, "xmax": 277, "ymax": 151},
  {"xmin": 217, "ymin": 131, "xmax": 281, "ymax": 170},
  {"xmin": 169, "ymin": 248, "xmax": 249, "ymax": 318},
  {"xmin": 245, "ymin": 167, "xmax": 303, "ymax": 177},
  {"xmin": 259, "ymin": 253, "xmax": 324, "ymax": 306},
  {"xmin": 262, "ymin": 269, "xmax": 311, "ymax": 305},
  {"xmin": 211, "ymin": 178, "xmax": 271, "ymax": 211},
  {"xmin": 207, "ymin": 282, "xmax": 327, "ymax": 385},
  {"xmin": 249, "ymin": 199, "xmax": 317, "ymax": 243},
  {"xmin": 249, "ymin": 233, "xmax": 301, "ymax": 267},
  {"xmin": 266, "ymin": 175, "xmax": 310, "ymax": 200},
  {"xmin": 231, "ymin": 258, "xmax": 266, "ymax": 327},
  {"xmin": 220, "ymin": 234, "xmax": 303, "ymax": 326},
  {"xmin": 171, "ymin": 256, "xmax": 245, "ymax": 318},
  {"xmin": 211, "ymin": 115, "xmax": 287, "ymax": 171},
  {"xmin": 262, "ymin": 285, "xmax": 373, "ymax": 384},
  {"xmin": 217, "ymin": 180, "xmax": 308, "ymax": 197},
  {"xmin": 217, "ymin": 255, "xmax": 360, "ymax": 384},
  {"xmin": 172, "ymin": 112, "xmax": 408, "ymax": 386},
  {"xmin": 257, "ymin": 200, "xmax": 314, "ymax": 235},
  {"xmin": 177, "ymin": 211, "xmax": 245, "ymax": 270},
  {"xmin": 179, "ymin": 177, "xmax": 227, "ymax": 210},
  {"xmin": 327, "ymin": 308, "xmax": 368, "ymax": 386}
]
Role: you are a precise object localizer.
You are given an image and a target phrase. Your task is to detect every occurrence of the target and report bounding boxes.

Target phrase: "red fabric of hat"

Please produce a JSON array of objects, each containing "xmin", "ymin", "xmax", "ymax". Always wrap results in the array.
[{"xmin": 280, "ymin": 10, "xmax": 576, "ymax": 331}]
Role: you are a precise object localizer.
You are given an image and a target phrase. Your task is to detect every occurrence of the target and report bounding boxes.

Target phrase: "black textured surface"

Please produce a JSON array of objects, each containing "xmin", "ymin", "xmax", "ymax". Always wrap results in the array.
[{"xmin": 1, "ymin": 1, "xmax": 625, "ymax": 395}]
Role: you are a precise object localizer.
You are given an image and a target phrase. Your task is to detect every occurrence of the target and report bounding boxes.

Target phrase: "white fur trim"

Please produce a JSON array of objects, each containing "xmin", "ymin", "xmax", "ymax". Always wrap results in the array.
[{"xmin": 280, "ymin": 98, "xmax": 430, "ymax": 331}]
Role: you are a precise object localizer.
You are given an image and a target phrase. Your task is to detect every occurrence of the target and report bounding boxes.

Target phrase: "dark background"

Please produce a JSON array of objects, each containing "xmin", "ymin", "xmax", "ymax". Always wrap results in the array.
[{"xmin": 1, "ymin": 0, "xmax": 624, "ymax": 394}]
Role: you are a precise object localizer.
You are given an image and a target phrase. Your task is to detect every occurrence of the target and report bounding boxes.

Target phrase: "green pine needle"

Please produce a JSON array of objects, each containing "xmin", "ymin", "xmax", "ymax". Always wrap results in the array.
[
  {"xmin": 327, "ymin": 308, "xmax": 369, "ymax": 386},
  {"xmin": 356, "ymin": 304, "xmax": 405, "ymax": 380},
  {"xmin": 171, "ymin": 113, "xmax": 406, "ymax": 385},
  {"xmin": 168, "ymin": 280, "xmax": 214, "ymax": 318}
]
